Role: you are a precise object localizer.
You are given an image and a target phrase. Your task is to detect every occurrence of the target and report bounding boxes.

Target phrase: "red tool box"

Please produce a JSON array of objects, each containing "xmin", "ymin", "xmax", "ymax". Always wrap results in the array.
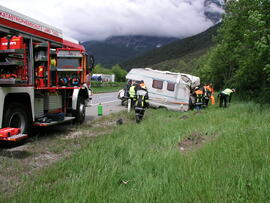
[
  {"xmin": 0, "ymin": 36, "xmax": 24, "ymax": 50},
  {"xmin": 0, "ymin": 128, "xmax": 27, "ymax": 141}
]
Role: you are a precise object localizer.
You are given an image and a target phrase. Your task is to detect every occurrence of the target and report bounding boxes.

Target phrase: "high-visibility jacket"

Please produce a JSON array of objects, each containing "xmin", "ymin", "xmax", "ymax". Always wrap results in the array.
[
  {"xmin": 208, "ymin": 86, "xmax": 215, "ymax": 94},
  {"xmin": 135, "ymin": 89, "xmax": 148, "ymax": 107},
  {"xmin": 195, "ymin": 89, "xmax": 204, "ymax": 104},
  {"xmin": 129, "ymin": 85, "xmax": 136, "ymax": 98},
  {"xmin": 203, "ymin": 86, "xmax": 212, "ymax": 97},
  {"xmin": 222, "ymin": 88, "xmax": 234, "ymax": 96},
  {"xmin": 204, "ymin": 85, "xmax": 215, "ymax": 104},
  {"xmin": 204, "ymin": 85, "xmax": 213, "ymax": 94}
]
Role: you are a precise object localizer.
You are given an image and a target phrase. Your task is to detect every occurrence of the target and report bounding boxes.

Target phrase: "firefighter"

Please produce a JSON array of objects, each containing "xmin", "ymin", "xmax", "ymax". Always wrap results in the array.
[
  {"xmin": 124, "ymin": 80, "xmax": 132, "ymax": 98},
  {"xmin": 203, "ymin": 83, "xmax": 215, "ymax": 107},
  {"xmin": 136, "ymin": 80, "xmax": 149, "ymax": 105},
  {"xmin": 139, "ymin": 80, "xmax": 147, "ymax": 90},
  {"xmin": 129, "ymin": 81, "xmax": 136, "ymax": 108},
  {"xmin": 219, "ymin": 88, "xmax": 235, "ymax": 108},
  {"xmin": 207, "ymin": 83, "xmax": 215, "ymax": 105},
  {"xmin": 134, "ymin": 81, "xmax": 149, "ymax": 123},
  {"xmin": 203, "ymin": 85, "xmax": 210, "ymax": 107},
  {"xmin": 194, "ymin": 86, "xmax": 204, "ymax": 110}
]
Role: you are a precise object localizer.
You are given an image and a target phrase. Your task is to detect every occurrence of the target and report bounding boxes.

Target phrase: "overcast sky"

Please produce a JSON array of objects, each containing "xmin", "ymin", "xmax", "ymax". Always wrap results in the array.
[{"xmin": 0, "ymin": 0, "xmax": 224, "ymax": 41}]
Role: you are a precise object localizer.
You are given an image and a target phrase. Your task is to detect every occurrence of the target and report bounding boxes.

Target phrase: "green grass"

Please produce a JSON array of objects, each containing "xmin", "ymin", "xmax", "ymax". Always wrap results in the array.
[
  {"xmin": 2, "ymin": 101, "xmax": 270, "ymax": 202},
  {"xmin": 91, "ymin": 85, "xmax": 123, "ymax": 93}
]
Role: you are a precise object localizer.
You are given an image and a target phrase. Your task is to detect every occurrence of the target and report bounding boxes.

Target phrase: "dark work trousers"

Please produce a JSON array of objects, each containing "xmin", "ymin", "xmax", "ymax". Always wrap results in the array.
[
  {"xmin": 204, "ymin": 97, "xmax": 209, "ymax": 107},
  {"xmin": 219, "ymin": 93, "xmax": 228, "ymax": 107},
  {"xmin": 130, "ymin": 98, "xmax": 135, "ymax": 109}
]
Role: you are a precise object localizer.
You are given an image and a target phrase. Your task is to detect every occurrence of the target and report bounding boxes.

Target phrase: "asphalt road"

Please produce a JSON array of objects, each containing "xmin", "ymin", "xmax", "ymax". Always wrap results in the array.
[{"xmin": 85, "ymin": 91, "xmax": 125, "ymax": 122}]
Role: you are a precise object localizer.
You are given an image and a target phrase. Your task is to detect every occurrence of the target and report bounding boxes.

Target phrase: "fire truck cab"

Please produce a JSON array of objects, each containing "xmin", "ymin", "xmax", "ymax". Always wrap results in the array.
[{"xmin": 0, "ymin": 6, "xmax": 94, "ymax": 141}]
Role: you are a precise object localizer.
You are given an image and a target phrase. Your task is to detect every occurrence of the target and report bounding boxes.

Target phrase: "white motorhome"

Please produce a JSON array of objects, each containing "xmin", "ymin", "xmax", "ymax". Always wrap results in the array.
[{"xmin": 126, "ymin": 68, "xmax": 200, "ymax": 111}]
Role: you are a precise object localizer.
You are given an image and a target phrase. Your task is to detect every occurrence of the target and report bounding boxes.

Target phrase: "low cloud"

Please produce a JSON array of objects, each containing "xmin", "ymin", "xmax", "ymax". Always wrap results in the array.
[{"xmin": 1, "ymin": 0, "xmax": 224, "ymax": 41}]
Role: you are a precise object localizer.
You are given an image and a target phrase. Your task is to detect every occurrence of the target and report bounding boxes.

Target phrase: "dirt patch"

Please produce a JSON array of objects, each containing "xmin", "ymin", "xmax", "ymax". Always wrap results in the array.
[
  {"xmin": 0, "ymin": 150, "xmax": 31, "ymax": 159},
  {"xmin": 30, "ymin": 151, "xmax": 62, "ymax": 169},
  {"xmin": 0, "ymin": 114, "xmax": 131, "ymax": 197},
  {"xmin": 63, "ymin": 118, "xmax": 127, "ymax": 140},
  {"xmin": 0, "ymin": 145, "xmax": 31, "ymax": 159},
  {"xmin": 62, "ymin": 131, "xmax": 84, "ymax": 140},
  {"xmin": 179, "ymin": 132, "xmax": 217, "ymax": 154},
  {"xmin": 63, "ymin": 130, "xmax": 100, "ymax": 140},
  {"xmin": 91, "ymin": 120, "xmax": 119, "ymax": 128}
]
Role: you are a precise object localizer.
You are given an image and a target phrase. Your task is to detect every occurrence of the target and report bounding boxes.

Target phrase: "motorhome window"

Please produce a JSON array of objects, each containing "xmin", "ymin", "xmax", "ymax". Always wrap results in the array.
[
  {"xmin": 152, "ymin": 80, "xmax": 163, "ymax": 89},
  {"xmin": 167, "ymin": 82, "xmax": 175, "ymax": 91}
]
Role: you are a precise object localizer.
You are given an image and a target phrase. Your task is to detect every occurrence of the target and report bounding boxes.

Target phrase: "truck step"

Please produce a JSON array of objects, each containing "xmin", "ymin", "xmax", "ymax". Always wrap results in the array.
[
  {"xmin": 0, "ymin": 134, "xmax": 28, "ymax": 141},
  {"xmin": 34, "ymin": 116, "xmax": 75, "ymax": 127}
]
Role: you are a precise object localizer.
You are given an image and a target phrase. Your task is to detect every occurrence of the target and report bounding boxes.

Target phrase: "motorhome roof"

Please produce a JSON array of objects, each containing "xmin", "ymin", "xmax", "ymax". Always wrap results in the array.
[
  {"xmin": 145, "ymin": 68, "xmax": 183, "ymax": 76},
  {"xmin": 126, "ymin": 68, "xmax": 200, "ymax": 88}
]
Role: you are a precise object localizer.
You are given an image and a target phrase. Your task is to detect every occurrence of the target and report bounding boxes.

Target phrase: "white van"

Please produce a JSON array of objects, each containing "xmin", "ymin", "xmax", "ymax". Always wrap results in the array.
[{"xmin": 125, "ymin": 68, "xmax": 200, "ymax": 111}]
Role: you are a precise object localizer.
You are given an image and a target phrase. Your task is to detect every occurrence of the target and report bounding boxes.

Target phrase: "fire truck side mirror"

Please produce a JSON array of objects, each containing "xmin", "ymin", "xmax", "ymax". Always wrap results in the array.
[{"xmin": 88, "ymin": 55, "xmax": 95, "ymax": 72}]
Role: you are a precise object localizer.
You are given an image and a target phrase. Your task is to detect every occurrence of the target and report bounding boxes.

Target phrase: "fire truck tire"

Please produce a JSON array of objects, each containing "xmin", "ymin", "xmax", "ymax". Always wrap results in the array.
[
  {"xmin": 74, "ymin": 96, "xmax": 86, "ymax": 124},
  {"xmin": 3, "ymin": 103, "xmax": 31, "ymax": 134}
]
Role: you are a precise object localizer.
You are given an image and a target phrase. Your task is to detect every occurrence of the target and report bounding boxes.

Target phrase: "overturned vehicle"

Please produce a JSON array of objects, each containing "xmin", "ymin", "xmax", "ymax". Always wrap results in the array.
[{"xmin": 125, "ymin": 68, "xmax": 200, "ymax": 111}]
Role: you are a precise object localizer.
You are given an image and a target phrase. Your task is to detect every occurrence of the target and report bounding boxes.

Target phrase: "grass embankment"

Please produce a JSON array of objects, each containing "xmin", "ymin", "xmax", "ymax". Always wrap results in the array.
[
  {"xmin": 91, "ymin": 85, "xmax": 123, "ymax": 94},
  {"xmin": 3, "ymin": 101, "xmax": 270, "ymax": 202},
  {"xmin": 91, "ymin": 82, "xmax": 125, "ymax": 93}
]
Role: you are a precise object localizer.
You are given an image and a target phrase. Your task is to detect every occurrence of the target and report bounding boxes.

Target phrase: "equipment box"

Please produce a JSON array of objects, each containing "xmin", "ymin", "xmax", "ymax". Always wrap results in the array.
[{"xmin": 0, "ymin": 36, "xmax": 24, "ymax": 50}]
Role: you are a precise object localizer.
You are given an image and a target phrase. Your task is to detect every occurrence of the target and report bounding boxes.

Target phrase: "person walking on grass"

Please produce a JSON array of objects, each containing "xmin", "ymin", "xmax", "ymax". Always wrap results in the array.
[
  {"xmin": 134, "ymin": 80, "xmax": 149, "ymax": 123},
  {"xmin": 219, "ymin": 88, "xmax": 236, "ymax": 108}
]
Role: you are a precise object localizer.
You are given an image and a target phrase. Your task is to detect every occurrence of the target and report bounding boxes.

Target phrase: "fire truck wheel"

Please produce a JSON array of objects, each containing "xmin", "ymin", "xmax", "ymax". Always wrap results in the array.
[
  {"xmin": 74, "ymin": 97, "xmax": 86, "ymax": 124},
  {"xmin": 3, "ymin": 103, "xmax": 31, "ymax": 134}
]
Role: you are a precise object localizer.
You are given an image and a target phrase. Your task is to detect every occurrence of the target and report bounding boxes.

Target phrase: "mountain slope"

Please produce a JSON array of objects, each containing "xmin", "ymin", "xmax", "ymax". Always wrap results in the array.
[
  {"xmin": 82, "ymin": 0, "xmax": 223, "ymax": 69},
  {"xmin": 121, "ymin": 24, "xmax": 219, "ymax": 71},
  {"xmin": 204, "ymin": 0, "xmax": 224, "ymax": 23},
  {"xmin": 82, "ymin": 36, "xmax": 178, "ymax": 68}
]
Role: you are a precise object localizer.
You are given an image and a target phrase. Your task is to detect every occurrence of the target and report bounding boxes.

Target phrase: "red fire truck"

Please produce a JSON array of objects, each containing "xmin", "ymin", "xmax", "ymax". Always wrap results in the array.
[{"xmin": 0, "ymin": 6, "xmax": 94, "ymax": 141}]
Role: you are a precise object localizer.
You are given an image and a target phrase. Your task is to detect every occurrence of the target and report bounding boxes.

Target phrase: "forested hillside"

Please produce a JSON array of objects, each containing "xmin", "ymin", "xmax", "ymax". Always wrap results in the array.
[
  {"xmin": 121, "ymin": 24, "xmax": 219, "ymax": 71},
  {"xmin": 196, "ymin": 0, "xmax": 270, "ymax": 101},
  {"xmin": 122, "ymin": 0, "xmax": 270, "ymax": 102},
  {"xmin": 82, "ymin": 36, "xmax": 178, "ymax": 68}
]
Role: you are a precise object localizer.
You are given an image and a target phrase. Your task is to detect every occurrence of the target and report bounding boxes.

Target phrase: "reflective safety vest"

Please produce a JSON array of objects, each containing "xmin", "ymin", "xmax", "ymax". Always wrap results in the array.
[
  {"xmin": 136, "ymin": 89, "xmax": 148, "ymax": 107},
  {"xmin": 195, "ymin": 89, "xmax": 204, "ymax": 104},
  {"xmin": 129, "ymin": 85, "xmax": 136, "ymax": 98},
  {"xmin": 136, "ymin": 95, "xmax": 145, "ymax": 107},
  {"xmin": 222, "ymin": 88, "xmax": 233, "ymax": 96},
  {"xmin": 203, "ymin": 86, "xmax": 211, "ymax": 97},
  {"xmin": 207, "ymin": 85, "xmax": 215, "ymax": 94}
]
